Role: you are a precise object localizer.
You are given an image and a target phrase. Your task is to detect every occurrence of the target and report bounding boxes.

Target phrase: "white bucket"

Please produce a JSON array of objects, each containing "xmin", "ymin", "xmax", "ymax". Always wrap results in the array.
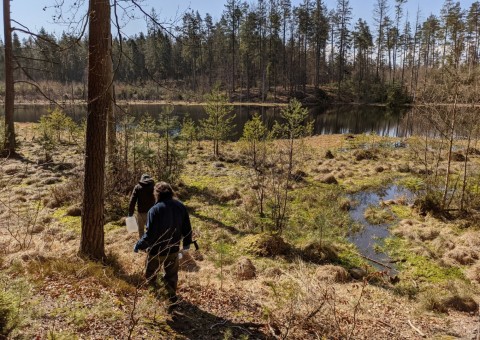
[{"xmin": 126, "ymin": 216, "xmax": 138, "ymax": 233}]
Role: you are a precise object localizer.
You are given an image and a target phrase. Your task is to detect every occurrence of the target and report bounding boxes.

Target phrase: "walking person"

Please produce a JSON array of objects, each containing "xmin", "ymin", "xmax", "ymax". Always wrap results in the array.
[
  {"xmin": 128, "ymin": 174, "xmax": 155, "ymax": 238},
  {"xmin": 134, "ymin": 182, "xmax": 192, "ymax": 311}
]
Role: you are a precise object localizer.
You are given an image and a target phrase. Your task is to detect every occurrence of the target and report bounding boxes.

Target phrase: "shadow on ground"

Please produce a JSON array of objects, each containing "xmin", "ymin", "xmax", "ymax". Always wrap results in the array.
[{"xmin": 166, "ymin": 301, "xmax": 267, "ymax": 339}]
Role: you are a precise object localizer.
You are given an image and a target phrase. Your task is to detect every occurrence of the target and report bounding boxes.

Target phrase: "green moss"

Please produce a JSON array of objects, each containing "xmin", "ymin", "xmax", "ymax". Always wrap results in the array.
[
  {"xmin": 390, "ymin": 205, "xmax": 413, "ymax": 219},
  {"xmin": 336, "ymin": 245, "xmax": 367, "ymax": 269},
  {"xmin": 52, "ymin": 208, "xmax": 81, "ymax": 231},
  {"xmin": 385, "ymin": 237, "xmax": 464, "ymax": 283},
  {"xmin": 104, "ymin": 222, "xmax": 123, "ymax": 233}
]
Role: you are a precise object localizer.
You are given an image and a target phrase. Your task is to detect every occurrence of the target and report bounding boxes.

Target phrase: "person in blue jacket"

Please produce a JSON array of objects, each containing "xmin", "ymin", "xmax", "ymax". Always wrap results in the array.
[{"xmin": 134, "ymin": 182, "xmax": 192, "ymax": 307}]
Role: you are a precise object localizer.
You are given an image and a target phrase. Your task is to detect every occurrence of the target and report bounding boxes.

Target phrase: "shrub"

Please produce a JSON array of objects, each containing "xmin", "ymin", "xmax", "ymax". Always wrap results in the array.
[
  {"xmin": 36, "ymin": 108, "xmax": 80, "ymax": 161},
  {"xmin": 414, "ymin": 192, "xmax": 443, "ymax": 216}
]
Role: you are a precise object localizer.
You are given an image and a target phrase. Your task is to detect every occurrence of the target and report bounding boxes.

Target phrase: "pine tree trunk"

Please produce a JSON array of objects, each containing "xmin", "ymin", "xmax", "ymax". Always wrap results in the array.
[
  {"xmin": 80, "ymin": 0, "xmax": 111, "ymax": 260},
  {"xmin": 3, "ymin": 0, "xmax": 15, "ymax": 154}
]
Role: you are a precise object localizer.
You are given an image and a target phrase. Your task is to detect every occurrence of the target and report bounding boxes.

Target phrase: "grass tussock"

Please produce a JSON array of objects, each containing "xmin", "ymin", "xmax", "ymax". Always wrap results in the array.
[
  {"xmin": 241, "ymin": 233, "xmax": 291, "ymax": 257},
  {"xmin": 44, "ymin": 175, "xmax": 83, "ymax": 209},
  {"xmin": 364, "ymin": 205, "xmax": 395, "ymax": 225},
  {"xmin": 420, "ymin": 282, "xmax": 478, "ymax": 313}
]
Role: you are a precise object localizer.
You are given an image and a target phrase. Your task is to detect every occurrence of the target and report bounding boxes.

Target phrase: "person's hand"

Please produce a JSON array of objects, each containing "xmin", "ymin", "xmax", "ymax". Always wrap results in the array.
[{"xmin": 133, "ymin": 243, "xmax": 139, "ymax": 253}]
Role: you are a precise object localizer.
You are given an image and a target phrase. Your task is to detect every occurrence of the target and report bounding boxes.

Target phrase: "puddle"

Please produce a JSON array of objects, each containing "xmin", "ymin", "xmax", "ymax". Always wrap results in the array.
[{"xmin": 347, "ymin": 185, "xmax": 414, "ymax": 274}]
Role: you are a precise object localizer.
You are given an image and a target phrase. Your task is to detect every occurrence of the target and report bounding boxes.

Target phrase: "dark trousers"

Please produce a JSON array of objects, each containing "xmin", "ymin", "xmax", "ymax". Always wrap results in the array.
[{"xmin": 145, "ymin": 253, "xmax": 179, "ymax": 302}]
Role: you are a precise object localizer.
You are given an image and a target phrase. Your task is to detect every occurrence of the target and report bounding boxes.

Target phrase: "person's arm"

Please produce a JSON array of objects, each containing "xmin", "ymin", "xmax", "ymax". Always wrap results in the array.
[
  {"xmin": 181, "ymin": 207, "xmax": 193, "ymax": 250},
  {"xmin": 128, "ymin": 186, "xmax": 138, "ymax": 216}
]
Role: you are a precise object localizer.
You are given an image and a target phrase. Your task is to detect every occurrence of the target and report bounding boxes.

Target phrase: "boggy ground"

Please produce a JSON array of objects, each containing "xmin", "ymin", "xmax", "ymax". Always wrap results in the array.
[{"xmin": 1, "ymin": 123, "xmax": 480, "ymax": 339}]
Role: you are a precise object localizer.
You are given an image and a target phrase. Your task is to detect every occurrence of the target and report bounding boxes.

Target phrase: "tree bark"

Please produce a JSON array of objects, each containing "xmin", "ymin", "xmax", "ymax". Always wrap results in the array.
[
  {"xmin": 3, "ymin": 0, "xmax": 15, "ymax": 154},
  {"xmin": 80, "ymin": 0, "xmax": 112, "ymax": 260}
]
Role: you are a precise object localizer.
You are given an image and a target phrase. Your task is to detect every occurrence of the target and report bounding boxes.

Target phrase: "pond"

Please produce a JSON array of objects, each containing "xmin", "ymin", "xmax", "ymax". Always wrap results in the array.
[
  {"xmin": 7, "ymin": 103, "xmax": 410, "ymax": 139},
  {"xmin": 347, "ymin": 184, "xmax": 414, "ymax": 275}
]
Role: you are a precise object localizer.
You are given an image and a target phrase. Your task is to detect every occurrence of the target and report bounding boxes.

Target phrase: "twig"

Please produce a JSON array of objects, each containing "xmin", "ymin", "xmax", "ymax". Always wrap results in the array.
[
  {"xmin": 407, "ymin": 320, "xmax": 426, "ymax": 338},
  {"xmin": 358, "ymin": 254, "xmax": 392, "ymax": 269},
  {"xmin": 210, "ymin": 320, "xmax": 228, "ymax": 329},
  {"xmin": 306, "ymin": 301, "xmax": 326, "ymax": 321},
  {"xmin": 377, "ymin": 320, "xmax": 396, "ymax": 335}
]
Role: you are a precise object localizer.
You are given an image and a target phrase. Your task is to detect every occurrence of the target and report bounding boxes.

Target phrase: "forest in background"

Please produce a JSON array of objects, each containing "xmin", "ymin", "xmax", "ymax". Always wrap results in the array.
[{"xmin": 0, "ymin": 0, "xmax": 478, "ymax": 105}]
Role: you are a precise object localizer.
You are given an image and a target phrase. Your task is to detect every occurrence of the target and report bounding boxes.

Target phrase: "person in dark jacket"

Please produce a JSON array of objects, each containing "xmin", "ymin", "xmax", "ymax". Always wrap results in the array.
[
  {"xmin": 128, "ymin": 174, "xmax": 155, "ymax": 238},
  {"xmin": 134, "ymin": 182, "xmax": 192, "ymax": 308}
]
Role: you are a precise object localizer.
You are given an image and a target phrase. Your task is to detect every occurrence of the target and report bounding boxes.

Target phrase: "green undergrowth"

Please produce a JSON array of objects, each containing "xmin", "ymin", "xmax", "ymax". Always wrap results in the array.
[
  {"xmin": 0, "ymin": 275, "xmax": 36, "ymax": 337},
  {"xmin": 286, "ymin": 183, "xmax": 352, "ymax": 242},
  {"xmin": 385, "ymin": 237, "xmax": 465, "ymax": 284},
  {"xmin": 397, "ymin": 176, "xmax": 425, "ymax": 193},
  {"xmin": 336, "ymin": 244, "xmax": 367, "ymax": 269},
  {"xmin": 52, "ymin": 208, "xmax": 81, "ymax": 232},
  {"xmin": 390, "ymin": 204, "xmax": 413, "ymax": 219},
  {"xmin": 182, "ymin": 170, "xmax": 243, "ymax": 193},
  {"xmin": 341, "ymin": 172, "xmax": 399, "ymax": 193}
]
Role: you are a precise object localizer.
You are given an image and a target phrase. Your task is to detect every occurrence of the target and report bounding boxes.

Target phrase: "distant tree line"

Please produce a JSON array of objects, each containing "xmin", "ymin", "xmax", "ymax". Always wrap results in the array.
[{"xmin": 0, "ymin": 0, "xmax": 479, "ymax": 104}]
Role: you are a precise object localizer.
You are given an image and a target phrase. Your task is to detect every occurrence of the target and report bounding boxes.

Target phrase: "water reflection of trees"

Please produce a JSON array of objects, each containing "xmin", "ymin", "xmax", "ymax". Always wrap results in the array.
[
  {"xmin": 311, "ymin": 105, "xmax": 408, "ymax": 137},
  {"xmin": 12, "ymin": 104, "xmax": 411, "ymax": 138}
]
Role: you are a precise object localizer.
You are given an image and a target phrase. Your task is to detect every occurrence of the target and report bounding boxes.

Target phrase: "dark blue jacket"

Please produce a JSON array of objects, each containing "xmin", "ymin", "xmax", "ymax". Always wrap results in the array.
[{"xmin": 135, "ymin": 198, "xmax": 192, "ymax": 256}]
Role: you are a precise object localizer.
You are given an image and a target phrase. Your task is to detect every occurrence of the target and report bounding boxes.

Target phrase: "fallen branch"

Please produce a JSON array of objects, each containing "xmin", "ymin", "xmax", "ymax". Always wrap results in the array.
[
  {"xmin": 407, "ymin": 320, "xmax": 426, "ymax": 338},
  {"xmin": 358, "ymin": 254, "xmax": 392, "ymax": 269},
  {"xmin": 377, "ymin": 320, "xmax": 396, "ymax": 336}
]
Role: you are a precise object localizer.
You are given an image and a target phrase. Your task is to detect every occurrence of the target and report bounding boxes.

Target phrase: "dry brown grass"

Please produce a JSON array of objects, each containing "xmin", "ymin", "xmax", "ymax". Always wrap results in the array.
[
  {"xmin": 445, "ymin": 247, "xmax": 479, "ymax": 266},
  {"xmin": 2, "ymin": 124, "xmax": 480, "ymax": 339},
  {"xmin": 315, "ymin": 264, "xmax": 350, "ymax": 283},
  {"xmin": 235, "ymin": 257, "xmax": 256, "ymax": 280}
]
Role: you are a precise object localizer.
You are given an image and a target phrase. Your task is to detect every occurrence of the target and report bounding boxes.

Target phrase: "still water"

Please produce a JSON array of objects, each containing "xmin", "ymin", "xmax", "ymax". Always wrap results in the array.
[
  {"xmin": 9, "ymin": 103, "xmax": 409, "ymax": 138},
  {"xmin": 348, "ymin": 185, "xmax": 414, "ymax": 274}
]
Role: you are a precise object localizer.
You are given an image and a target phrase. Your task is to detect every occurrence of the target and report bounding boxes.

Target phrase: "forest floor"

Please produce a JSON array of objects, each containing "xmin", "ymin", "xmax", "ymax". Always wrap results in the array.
[{"xmin": 1, "ymin": 124, "xmax": 480, "ymax": 339}]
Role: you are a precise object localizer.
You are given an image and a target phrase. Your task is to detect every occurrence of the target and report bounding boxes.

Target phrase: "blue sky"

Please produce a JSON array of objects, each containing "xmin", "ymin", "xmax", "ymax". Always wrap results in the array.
[{"xmin": 1, "ymin": 0, "xmax": 477, "ymax": 39}]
